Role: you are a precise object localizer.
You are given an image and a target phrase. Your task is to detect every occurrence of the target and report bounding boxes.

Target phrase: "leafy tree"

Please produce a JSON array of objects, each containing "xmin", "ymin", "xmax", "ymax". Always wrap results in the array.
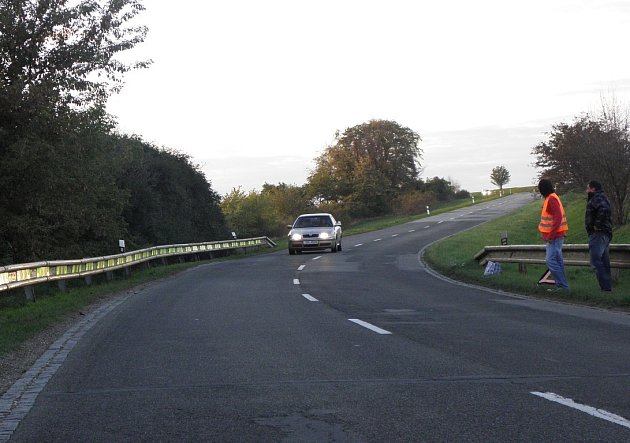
[
  {"xmin": 423, "ymin": 176, "xmax": 457, "ymax": 201},
  {"xmin": 116, "ymin": 136, "xmax": 228, "ymax": 247},
  {"xmin": 260, "ymin": 183, "xmax": 312, "ymax": 230},
  {"xmin": 308, "ymin": 120, "xmax": 422, "ymax": 216},
  {"xmin": 490, "ymin": 165, "xmax": 511, "ymax": 191},
  {"xmin": 532, "ymin": 100, "xmax": 630, "ymax": 225},
  {"xmin": 220, "ymin": 188, "xmax": 274, "ymax": 238}
]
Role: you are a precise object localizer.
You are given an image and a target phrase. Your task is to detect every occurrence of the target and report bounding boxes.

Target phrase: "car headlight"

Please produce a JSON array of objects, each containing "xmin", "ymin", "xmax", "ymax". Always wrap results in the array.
[
  {"xmin": 319, "ymin": 232, "xmax": 332, "ymax": 240},
  {"xmin": 290, "ymin": 233, "xmax": 302, "ymax": 241}
]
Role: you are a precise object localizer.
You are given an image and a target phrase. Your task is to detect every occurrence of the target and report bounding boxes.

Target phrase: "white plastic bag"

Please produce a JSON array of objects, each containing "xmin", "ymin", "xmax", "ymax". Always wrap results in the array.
[{"xmin": 483, "ymin": 260, "xmax": 501, "ymax": 276}]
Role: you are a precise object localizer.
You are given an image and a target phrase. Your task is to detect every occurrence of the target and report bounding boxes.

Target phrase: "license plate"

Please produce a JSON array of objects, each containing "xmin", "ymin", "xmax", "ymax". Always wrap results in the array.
[{"xmin": 303, "ymin": 240, "xmax": 318, "ymax": 245}]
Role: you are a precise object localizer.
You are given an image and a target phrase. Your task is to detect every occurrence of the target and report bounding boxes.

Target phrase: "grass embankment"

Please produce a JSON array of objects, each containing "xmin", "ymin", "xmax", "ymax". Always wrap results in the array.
[{"xmin": 423, "ymin": 192, "xmax": 630, "ymax": 309}]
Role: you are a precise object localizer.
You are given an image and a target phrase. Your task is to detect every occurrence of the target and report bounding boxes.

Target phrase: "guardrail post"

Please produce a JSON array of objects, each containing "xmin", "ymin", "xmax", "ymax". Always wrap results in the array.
[
  {"xmin": 84, "ymin": 276, "xmax": 92, "ymax": 286},
  {"xmin": 57, "ymin": 280, "xmax": 67, "ymax": 292},
  {"xmin": 24, "ymin": 286, "xmax": 35, "ymax": 302},
  {"xmin": 106, "ymin": 271, "xmax": 114, "ymax": 282},
  {"xmin": 612, "ymin": 268, "xmax": 620, "ymax": 283}
]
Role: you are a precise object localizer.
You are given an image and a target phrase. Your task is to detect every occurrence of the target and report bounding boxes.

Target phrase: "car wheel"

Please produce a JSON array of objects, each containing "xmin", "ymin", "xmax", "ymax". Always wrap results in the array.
[
  {"xmin": 289, "ymin": 248, "xmax": 296, "ymax": 255},
  {"xmin": 331, "ymin": 243, "xmax": 337, "ymax": 253},
  {"xmin": 337, "ymin": 241, "xmax": 342, "ymax": 252}
]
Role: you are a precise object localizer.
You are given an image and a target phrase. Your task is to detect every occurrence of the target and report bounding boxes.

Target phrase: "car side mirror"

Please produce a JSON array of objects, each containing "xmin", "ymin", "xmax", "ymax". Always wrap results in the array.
[
  {"xmin": 286, "ymin": 224, "xmax": 293, "ymax": 229},
  {"xmin": 335, "ymin": 221, "xmax": 342, "ymax": 226}
]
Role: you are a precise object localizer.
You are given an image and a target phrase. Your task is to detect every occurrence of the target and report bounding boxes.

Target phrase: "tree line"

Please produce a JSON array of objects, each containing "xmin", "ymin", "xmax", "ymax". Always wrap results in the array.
[
  {"xmin": 0, "ymin": 0, "xmax": 227, "ymax": 264},
  {"xmin": 221, "ymin": 120, "xmax": 470, "ymax": 239}
]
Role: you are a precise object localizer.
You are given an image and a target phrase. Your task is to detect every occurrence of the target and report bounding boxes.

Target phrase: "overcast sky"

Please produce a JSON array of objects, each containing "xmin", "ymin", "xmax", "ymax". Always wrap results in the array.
[{"xmin": 106, "ymin": 0, "xmax": 630, "ymax": 195}]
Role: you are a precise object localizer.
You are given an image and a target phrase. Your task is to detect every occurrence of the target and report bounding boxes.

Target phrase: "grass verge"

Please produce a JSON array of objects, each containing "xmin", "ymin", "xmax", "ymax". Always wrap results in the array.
[{"xmin": 423, "ymin": 192, "xmax": 630, "ymax": 309}]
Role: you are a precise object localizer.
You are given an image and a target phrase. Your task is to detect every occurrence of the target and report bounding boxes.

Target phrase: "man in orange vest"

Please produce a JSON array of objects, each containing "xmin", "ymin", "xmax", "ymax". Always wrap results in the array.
[{"xmin": 538, "ymin": 178, "xmax": 569, "ymax": 290}]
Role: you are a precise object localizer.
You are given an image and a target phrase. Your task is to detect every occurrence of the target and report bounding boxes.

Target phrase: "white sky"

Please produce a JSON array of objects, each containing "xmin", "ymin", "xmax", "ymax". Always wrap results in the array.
[{"xmin": 106, "ymin": 0, "xmax": 630, "ymax": 195}]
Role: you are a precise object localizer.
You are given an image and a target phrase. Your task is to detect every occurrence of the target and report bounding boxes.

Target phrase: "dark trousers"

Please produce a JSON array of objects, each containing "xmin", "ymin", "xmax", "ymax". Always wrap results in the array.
[{"xmin": 588, "ymin": 232, "xmax": 612, "ymax": 291}]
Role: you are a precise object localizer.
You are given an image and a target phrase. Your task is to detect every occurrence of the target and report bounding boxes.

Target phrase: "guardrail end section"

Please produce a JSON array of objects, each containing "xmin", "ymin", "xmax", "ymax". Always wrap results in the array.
[{"xmin": 265, "ymin": 237, "xmax": 277, "ymax": 248}]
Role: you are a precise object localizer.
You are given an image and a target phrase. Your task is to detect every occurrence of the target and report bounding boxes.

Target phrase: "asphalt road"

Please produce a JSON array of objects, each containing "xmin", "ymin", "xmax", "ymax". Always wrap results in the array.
[{"xmin": 3, "ymin": 193, "xmax": 630, "ymax": 442}]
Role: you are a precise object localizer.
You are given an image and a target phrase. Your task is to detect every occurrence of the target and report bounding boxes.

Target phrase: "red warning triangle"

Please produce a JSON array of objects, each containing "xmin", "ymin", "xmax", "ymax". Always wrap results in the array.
[{"xmin": 538, "ymin": 269, "xmax": 556, "ymax": 285}]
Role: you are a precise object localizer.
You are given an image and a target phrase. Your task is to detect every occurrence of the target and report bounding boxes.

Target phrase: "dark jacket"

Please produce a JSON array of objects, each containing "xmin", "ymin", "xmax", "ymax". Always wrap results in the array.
[{"xmin": 585, "ymin": 190, "xmax": 613, "ymax": 238}]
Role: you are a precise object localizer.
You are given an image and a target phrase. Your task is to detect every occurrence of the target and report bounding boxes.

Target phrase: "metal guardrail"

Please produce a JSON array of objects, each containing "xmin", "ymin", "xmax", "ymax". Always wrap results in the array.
[
  {"xmin": 0, "ymin": 236, "xmax": 277, "ymax": 294},
  {"xmin": 474, "ymin": 244, "xmax": 630, "ymax": 269}
]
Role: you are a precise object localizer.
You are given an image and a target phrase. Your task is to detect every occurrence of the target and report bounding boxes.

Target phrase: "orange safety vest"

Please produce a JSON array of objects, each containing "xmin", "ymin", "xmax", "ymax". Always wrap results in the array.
[{"xmin": 538, "ymin": 193, "xmax": 568, "ymax": 234}]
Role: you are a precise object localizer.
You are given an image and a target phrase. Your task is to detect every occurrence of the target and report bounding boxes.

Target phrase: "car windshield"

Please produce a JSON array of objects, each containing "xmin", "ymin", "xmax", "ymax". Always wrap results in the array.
[{"xmin": 294, "ymin": 216, "xmax": 333, "ymax": 228}]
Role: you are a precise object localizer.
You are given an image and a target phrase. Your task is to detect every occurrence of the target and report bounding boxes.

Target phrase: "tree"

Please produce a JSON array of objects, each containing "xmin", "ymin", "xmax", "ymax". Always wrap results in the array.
[
  {"xmin": 307, "ymin": 120, "xmax": 422, "ymax": 216},
  {"xmin": 532, "ymin": 99, "xmax": 630, "ymax": 225},
  {"xmin": 0, "ymin": 0, "xmax": 150, "ymax": 122},
  {"xmin": 490, "ymin": 165, "xmax": 511, "ymax": 192},
  {"xmin": 0, "ymin": 1, "xmax": 154, "ymax": 263}
]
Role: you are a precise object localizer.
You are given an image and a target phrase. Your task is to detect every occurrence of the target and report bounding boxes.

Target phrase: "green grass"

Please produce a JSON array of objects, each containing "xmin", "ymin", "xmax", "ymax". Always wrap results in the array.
[{"xmin": 423, "ymin": 192, "xmax": 630, "ymax": 309}]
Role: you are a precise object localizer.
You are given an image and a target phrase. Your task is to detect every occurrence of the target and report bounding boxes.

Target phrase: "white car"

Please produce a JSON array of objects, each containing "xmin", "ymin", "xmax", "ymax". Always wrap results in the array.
[{"xmin": 287, "ymin": 213, "xmax": 342, "ymax": 255}]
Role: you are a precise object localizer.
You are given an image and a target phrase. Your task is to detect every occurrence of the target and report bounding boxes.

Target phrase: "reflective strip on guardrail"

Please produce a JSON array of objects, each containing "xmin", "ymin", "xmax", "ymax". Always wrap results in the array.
[{"xmin": 0, "ymin": 236, "xmax": 276, "ymax": 293}]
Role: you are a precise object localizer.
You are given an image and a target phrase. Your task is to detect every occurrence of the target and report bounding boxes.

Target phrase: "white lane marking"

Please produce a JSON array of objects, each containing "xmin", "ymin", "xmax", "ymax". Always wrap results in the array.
[
  {"xmin": 392, "ymin": 234, "xmax": 399, "ymax": 237},
  {"xmin": 298, "ymin": 265, "xmax": 306, "ymax": 271},
  {"xmin": 531, "ymin": 392, "xmax": 630, "ymax": 429},
  {"xmin": 438, "ymin": 221, "xmax": 444, "ymax": 224},
  {"xmin": 354, "ymin": 243, "xmax": 363, "ymax": 247},
  {"xmin": 302, "ymin": 294, "xmax": 318, "ymax": 302},
  {"xmin": 408, "ymin": 229, "xmax": 415, "ymax": 232},
  {"xmin": 348, "ymin": 319, "xmax": 392, "ymax": 335},
  {"xmin": 424, "ymin": 226, "xmax": 430, "ymax": 229},
  {"xmin": 293, "ymin": 279, "xmax": 300, "ymax": 285},
  {"xmin": 373, "ymin": 238, "xmax": 382, "ymax": 242},
  {"xmin": 312, "ymin": 256, "xmax": 322, "ymax": 260}
]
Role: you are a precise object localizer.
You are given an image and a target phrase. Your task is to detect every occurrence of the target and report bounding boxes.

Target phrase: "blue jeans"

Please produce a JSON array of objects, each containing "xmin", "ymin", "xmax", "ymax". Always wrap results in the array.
[
  {"xmin": 545, "ymin": 237, "xmax": 569, "ymax": 289},
  {"xmin": 588, "ymin": 233, "xmax": 612, "ymax": 291}
]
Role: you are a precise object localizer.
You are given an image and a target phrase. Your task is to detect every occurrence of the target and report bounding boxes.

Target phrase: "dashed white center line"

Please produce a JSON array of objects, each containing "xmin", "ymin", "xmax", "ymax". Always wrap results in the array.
[
  {"xmin": 293, "ymin": 279, "xmax": 300, "ymax": 285},
  {"xmin": 408, "ymin": 229, "xmax": 415, "ymax": 232},
  {"xmin": 531, "ymin": 392, "xmax": 630, "ymax": 429},
  {"xmin": 373, "ymin": 238, "xmax": 382, "ymax": 242},
  {"xmin": 424, "ymin": 226, "xmax": 430, "ymax": 229},
  {"xmin": 354, "ymin": 243, "xmax": 363, "ymax": 247},
  {"xmin": 438, "ymin": 221, "xmax": 444, "ymax": 224},
  {"xmin": 392, "ymin": 234, "xmax": 399, "ymax": 237},
  {"xmin": 312, "ymin": 256, "xmax": 322, "ymax": 260},
  {"xmin": 302, "ymin": 294, "xmax": 318, "ymax": 302},
  {"xmin": 348, "ymin": 319, "xmax": 392, "ymax": 335},
  {"xmin": 297, "ymin": 265, "xmax": 306, "ymax": 271}
]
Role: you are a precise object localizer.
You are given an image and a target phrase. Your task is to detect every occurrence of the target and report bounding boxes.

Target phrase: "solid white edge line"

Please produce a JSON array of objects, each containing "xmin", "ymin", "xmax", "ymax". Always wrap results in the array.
[
  {"xmin": 302, "ymin": 294, "xmax": 318, "ymax": 302},
  {"xmin": 297, "ymin": 265, "xmax": 306, "ymax": 271},
  {"xmin": 531, "ymin": 391, "xmax": 630, "ymax": 429},
  {"xmin": 348, "ymin": 319, "xmax": 392, "ymax": 335},
  {"xmin": 293, "ymin": 279, "xmax": 300, "ymax": 285}
]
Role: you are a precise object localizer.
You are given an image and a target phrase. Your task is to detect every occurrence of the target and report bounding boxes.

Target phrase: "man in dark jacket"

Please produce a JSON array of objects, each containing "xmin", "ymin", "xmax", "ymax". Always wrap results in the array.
[{"xmin": 585, "ymin": 180, "xmax": 613, "ymax": 291}]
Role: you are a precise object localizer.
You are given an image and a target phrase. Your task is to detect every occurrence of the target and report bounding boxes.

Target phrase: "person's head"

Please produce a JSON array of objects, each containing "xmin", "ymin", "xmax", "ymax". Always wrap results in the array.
[
  {"xmin": 538, "ymin": 178, "xmax": 555, "ymax": 197},
  {"xmin": 587, "ymin": 180, "xmax": 603, "ymax": 193}
]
